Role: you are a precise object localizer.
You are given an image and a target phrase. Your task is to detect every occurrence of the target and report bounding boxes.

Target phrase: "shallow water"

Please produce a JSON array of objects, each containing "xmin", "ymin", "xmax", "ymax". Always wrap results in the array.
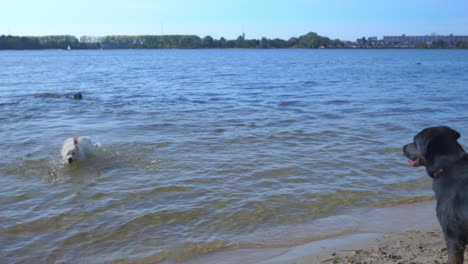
[{"xmin": 1, "ymin": 49, "xmax": 467, "ymax": 263}]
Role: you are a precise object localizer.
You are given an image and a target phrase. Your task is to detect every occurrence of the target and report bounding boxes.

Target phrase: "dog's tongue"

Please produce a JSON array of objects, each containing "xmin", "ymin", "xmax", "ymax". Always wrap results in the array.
[{"xmin": 408, "ymin": 158, "xmax": 419, "ymax": 165}]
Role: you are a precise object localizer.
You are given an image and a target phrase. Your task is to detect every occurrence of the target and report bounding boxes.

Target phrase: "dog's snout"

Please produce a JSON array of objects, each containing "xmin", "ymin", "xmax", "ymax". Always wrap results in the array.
[{"xmin": 68, "ymin": 158, "xmax": 73, "ymax": 164}]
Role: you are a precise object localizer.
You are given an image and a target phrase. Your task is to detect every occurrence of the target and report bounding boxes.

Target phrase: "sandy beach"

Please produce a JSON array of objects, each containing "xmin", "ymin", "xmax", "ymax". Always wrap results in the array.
[
  {"xmin": 321, "ymin": 229, "xmax": 452, "ymax": 264},
  {"xmin": 181, "ymin": 200, "xmax": 462, "ymax": 264}
]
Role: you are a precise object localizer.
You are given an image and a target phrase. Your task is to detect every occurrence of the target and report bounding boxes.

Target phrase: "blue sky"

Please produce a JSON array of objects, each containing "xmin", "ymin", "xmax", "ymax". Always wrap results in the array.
[{"xmin": 1, "ymin": 0, "xmax": 467, "ymax": 41}]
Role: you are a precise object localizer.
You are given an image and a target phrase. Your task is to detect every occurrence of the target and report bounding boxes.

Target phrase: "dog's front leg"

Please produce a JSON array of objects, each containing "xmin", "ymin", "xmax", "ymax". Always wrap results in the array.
[{"xmin": 446, "ymin": 238, "xmax": 465, "ymax": 264}]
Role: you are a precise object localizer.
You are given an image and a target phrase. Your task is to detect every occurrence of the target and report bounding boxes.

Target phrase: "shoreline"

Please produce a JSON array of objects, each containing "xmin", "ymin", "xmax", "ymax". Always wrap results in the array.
[{"xmin": 179, "ymin": 200, "xmax": 442, "ymax": 264}]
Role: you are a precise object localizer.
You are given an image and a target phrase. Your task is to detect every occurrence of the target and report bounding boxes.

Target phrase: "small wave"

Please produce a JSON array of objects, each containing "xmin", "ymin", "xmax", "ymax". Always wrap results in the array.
[
  {"xmin": 302, "ymin": 80, "xmax": 320, "ymax": 86},
  {"xmin": 155, "ymin": 142, "xmax": 171, "ymax": 148},
  {"xmin": 153, "ymin": 186, "xmax": 189, "ymax": 192},
  {"xmin": 419, "ymin": 107, "xmax": 436, "ymax": 112},
  {"xmin": 265, "ymin": 119, "xmax": 297, "ymax": 127},
  {"xmin": 278, "ymin": 101, "xmax": 299, "ymax": 107},
  {"xmin": 385, "ymin": 125, "xmax": 407, "ymax": 132},
  {"xmin": 279, "ymin": 119, "xmax": 296, "ymax": 124},
  {"xmin": 255, "ymin": 167, "xmax": 299, "ymax": 179},
  {"xmin": 319, "ymin": 113, "xmax": 343, "ymax": 119},
  {"xmin": 99, "ymin": 252, "xmax": 169, "ymax": 264},
  {"xmin": 34, "ymin": 93, "xmax": 63, "ymax": 99},
  {"xmin": 370, "ymin": 195, "xmax": 435, "ymax": 207},
  {"xmin": 192, "ymin": 100, "xmax": 208, "ymax": 104},
  {"xmin": 383, "ymin": 147, "xmax": 402, "ymax": 153},
  {"xmin": 325, "ymin": 100, "xmax": 349, "ymax": 105},
  {"xmin": 216, "ymin": 73, "xmax": 238, "ymax": 77},
  {"xmin": 387, "ymin": 107, "xmax": 435, "ymax": 114},
  {"xmin": 91, "ymin": 144, "xmax": 160, "ymax": 172},
  {"xmin": 0, "ymin": 102, "xmax": 19, "ymax": 107},
  {"xmin": 145, "ymin": 123, "xmax": 176, "ymax": 128}
]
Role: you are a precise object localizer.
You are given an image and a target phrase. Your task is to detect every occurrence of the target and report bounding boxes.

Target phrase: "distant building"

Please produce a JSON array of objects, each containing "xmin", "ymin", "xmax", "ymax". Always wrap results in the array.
[
  {"xmin": 368, "ymin": 37, "xmax": 378, "ymax": 41},
  {"xmin": 383, "ymin": 34, "xmax": 468, "ymax": 45},
  {"xmin": 356, "ymin": 37, "xmax": 367, "ymax": 46}
]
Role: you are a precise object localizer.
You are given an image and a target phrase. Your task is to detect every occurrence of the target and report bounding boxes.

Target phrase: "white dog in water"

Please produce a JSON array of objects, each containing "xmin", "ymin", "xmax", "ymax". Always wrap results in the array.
[{"xmin": 61, "ymin": 136, "xmax": 95, "ymax": 164}]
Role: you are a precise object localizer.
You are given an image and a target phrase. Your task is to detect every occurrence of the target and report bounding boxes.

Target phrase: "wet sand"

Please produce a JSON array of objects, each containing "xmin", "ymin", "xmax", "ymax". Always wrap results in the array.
[
  {"xmin": 321, "ymin": 229, "xmax": 453, "ymax": 264},
  {"xmin": 181, "ymin": 200, "xmax": 455, "ymax": 264}
]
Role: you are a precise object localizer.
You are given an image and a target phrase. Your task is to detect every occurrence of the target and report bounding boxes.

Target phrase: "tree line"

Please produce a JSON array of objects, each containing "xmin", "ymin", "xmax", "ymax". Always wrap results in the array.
[
  {"xmin": 1, "ymin": 32, "xmax": 465, "ymax": 50},
  {"xmin": 0, "ymin": 32, "xmax": 342, "ymax": 50},
  {"xmin": 0, "ymin": 35, "xmax": 100, "ymax": 50}
]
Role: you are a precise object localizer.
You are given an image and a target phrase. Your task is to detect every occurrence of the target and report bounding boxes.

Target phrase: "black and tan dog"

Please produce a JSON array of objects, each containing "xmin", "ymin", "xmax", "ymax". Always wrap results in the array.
[{"xmin": 403, "ymin": 126, "xmax": 468, "ymax": 264}]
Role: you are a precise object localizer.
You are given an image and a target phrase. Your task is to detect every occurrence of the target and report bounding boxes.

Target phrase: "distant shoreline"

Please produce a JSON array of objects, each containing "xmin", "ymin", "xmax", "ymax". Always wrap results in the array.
[
  {"xmin": 1, "ymin": 32, "xmax": 467, "ymax": 50},
  {"xmin": 1, "ymin": 47, "xmax": 467, "ymax": 51}
]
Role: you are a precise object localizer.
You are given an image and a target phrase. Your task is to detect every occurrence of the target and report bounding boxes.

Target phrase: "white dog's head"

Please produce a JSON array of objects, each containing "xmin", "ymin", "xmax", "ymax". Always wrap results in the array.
[{"xmin": 65, "ymin": 138, "xmax": 80, "ymax": 164}]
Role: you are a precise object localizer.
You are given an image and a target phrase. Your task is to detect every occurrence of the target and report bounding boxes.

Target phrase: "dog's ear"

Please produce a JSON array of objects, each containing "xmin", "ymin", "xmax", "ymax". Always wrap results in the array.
[
  {"xmin": 73, "ymin": 138, "xmax": 78, "ymax": 145},
  {"xmin": 444, "ymin": 126, "xmax": 460, "ymax": 140}
]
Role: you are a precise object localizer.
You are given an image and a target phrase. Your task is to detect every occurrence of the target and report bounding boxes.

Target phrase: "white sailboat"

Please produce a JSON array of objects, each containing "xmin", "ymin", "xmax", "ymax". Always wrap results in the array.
[{"xmin": 67, "ymin": 45, "xmax": 71, "ymax": 50}]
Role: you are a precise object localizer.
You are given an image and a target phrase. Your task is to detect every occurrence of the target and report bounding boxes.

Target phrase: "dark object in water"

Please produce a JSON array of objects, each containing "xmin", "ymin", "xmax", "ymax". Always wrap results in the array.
[
  {"xmin": 403, "ymin": 126, "xmax": 468, "ymax": 264},
  {"xmin": 73, "ymin": 93, "xmax": 83, "ymax": 100}
]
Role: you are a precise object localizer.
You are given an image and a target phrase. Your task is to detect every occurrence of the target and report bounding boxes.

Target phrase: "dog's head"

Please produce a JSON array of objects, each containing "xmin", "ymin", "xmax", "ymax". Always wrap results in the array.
[
  {"xmin": 65, "ymin": 138, "xmax": 80, "ymax": 164},
  {"xmin": 403, "ymin": 126, "xmax": 464, "ymax": 176},
  {"xmin": 73, "ymin": 93, "xmax": 82, "ymax": 100}
]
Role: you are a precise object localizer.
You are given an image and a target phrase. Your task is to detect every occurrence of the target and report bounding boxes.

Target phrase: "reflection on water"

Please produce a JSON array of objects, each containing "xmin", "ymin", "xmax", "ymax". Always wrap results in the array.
[{"xmin": 0, "ymin": 49, "xmax": 467, "ymax": 263}]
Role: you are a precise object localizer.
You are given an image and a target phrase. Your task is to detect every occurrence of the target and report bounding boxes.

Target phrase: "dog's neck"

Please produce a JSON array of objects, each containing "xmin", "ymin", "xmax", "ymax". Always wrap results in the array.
[
  {"xmin": 431, "ymin": 168, "xmax": 445, "ymax": 178},
  {"xmin": 427, "ymin": 152, "xmax": 466, "ymax": 178}
]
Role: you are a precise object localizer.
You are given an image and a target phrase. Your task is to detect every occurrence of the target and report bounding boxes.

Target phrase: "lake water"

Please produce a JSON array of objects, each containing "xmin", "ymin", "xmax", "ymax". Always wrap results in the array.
[{"xmin": 1, "ymin": 49, "xmax": 467, "ymax": 263}]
